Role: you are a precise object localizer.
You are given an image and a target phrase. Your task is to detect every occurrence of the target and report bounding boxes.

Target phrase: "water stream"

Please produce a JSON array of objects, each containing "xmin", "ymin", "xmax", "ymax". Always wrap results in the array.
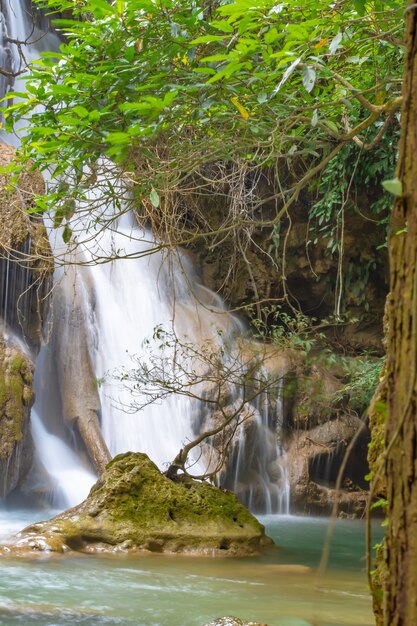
[
  {"xmin": 0, "ymin": 511, "xmax": 380, "ymax": 626},
  {"xmin": 1, "ymin": 0, "xmax": 289, "ymax": 513}
]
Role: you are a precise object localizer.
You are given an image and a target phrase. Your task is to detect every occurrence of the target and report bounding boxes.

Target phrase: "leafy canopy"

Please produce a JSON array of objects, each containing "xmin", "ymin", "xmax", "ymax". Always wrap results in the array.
[{"xmin": 2, "ymin": 0, "xmax": 404, "ymax": 241}]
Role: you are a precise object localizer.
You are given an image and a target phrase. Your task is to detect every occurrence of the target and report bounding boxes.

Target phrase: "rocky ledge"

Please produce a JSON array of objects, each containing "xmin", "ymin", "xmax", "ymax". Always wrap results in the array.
[{"xmin": 2, "ymin": 452, "xmax": 272, "ymax": 556}]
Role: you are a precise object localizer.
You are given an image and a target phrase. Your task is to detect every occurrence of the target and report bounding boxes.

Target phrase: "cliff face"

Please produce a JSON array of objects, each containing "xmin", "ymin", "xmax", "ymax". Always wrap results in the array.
[
  {"xmin": 0, "ymin": 143, "xmax": 53, "ymax": 497},
  {"xmin": 185, "ymin": 171, "xmax": 388, "ymax": 355},
  {"xmin": 0, "ymin": 338, "xmax": 34, "ymax": 497},
  {"xmin": 0, "ymin": 143, "xmax": 53, "ymax": 349}
]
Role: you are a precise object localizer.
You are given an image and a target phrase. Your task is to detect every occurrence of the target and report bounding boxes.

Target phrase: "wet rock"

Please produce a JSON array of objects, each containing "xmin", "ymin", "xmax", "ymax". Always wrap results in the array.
[
  {"xmin": 0, "ymin": 143, "xmax": 53, "ymax": 349},
  {"xmin": 52, "ymin": 265, "xmax": 111, "ymax": 473},
  {"xmin": 0, "ymin": 338, "xmax": 34, "ymax": 497},
  {"xmin": 3, "ymin": 452, "xmax": 273, "ymax": 556},
  {"xmin": 287, "ymin": 364, "xmax": 345, "ymax": 430},
  {"xmin": 286, "ymin": 415, "xmax": 370, "ymax": 516},
  {"xmin": 0, "ymin": 143, "xmax": 53, "ymax": 497}
]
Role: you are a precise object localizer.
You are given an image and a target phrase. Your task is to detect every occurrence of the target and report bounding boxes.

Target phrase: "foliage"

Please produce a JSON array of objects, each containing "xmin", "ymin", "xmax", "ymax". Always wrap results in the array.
[
  {"xmin": 336, "ymin": 355, "xmax": 384, "ymax": 414},
  {"xmin": 1, "ymin": 0, "xmax": 404, "ymax": 252},
  {"xmin": 251, "ymin": 305, "xmax": 327, "ymax": 355},
  {"xmin": 309, "ymin": 130, "xmax": 398, "ymax": 254},
  {"xmin": 117, "ymin": 325, "xmax": 278, "ymax": 480},
  {"xmin": 252, "ymin": 305, "xmax": 383, "ymax": 419}
]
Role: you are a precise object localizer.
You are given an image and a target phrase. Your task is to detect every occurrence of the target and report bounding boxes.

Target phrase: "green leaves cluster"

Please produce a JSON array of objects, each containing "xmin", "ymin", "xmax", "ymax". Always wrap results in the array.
[{"xmin": 1, "ymin": 0, "xmax": 404, "ymax": 230}]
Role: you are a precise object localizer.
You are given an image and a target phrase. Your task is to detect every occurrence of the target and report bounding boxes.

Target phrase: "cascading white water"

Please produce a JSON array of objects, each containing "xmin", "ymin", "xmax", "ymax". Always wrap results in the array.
[
  {"xmin": 0, "ymin": 0, "xmax": 290, "ymax": 513},
  {"xmin": 63, "ymin": 202, "xmax": 219, "ymax": 473},
  {"xmin": 30, "ymin": 408, "xmax": 97, "ymax": 507},
  {"xmin": 0, "ymin": 0, "xmax": 60, "ymax": 143}
]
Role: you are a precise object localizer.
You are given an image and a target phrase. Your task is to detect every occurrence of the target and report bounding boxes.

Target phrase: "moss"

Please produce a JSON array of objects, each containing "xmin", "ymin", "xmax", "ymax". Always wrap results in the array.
[
  {"xmin": 9, "ymin": 355, "xmax": 26, "ymax": 373},
  {"xmin": 371, "ymin": 539, "xmax": 387, "ymax": 626},
  {"xmin": 9, "ymin": 453, "xmax": 271, "ymax": 556},
  {"xmin": 367, "ymin": 377, "xmax": 387, "ymax": 497},
  {"xmin": 0, "ymin": 341, "xmax": 34, "ymax": 456}
]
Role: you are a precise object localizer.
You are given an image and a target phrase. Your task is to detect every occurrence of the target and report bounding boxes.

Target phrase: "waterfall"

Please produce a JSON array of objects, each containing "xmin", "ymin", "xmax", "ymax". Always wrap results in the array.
[{"xmin": 0, "ymin": 1, "xmax": 289, "ymax": 514}]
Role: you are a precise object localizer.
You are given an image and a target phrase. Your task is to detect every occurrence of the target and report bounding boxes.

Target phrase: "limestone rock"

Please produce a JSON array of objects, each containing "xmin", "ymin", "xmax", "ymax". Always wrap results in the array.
[
  {"xmin": 0, "ymin": 338, "xmax": 34, "ymax": 497},
  {"xmin": 0, "ymin": 143, "xmax": 53, "ymax": 496},
  {"xmin": 191, "ymin": 181, "xmax": 387, "ymax": 354},
  {"xmin": 286, "ymin": 415, "xmax": 369, "ymax": 516},
  {"xmin": 52, "ymin": 265, "xmax": 111, "ymax": 473},
  {"xmin": 3, "ymin": 452, "xmax": 273, "ymax": 556},
  {"xmin": 0, "ymin": 142, "xmax": 53, "ymax": 348}
]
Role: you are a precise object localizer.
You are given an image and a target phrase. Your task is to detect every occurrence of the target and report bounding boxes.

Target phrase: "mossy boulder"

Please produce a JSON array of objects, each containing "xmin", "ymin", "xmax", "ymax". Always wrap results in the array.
[
  {"xmin": 0, "ymin": 338, "xmax": 34, "ymax": 497},
  {"xmin": 6, "ymin": 452, "xmax": 272, "ymax": 556}
]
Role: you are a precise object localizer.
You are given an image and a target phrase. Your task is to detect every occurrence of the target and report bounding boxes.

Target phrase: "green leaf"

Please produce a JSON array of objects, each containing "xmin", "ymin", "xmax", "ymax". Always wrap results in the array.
[
  {"xmin": 30, "ymin": 126, "xmax": 57, "ymax": 136},
  {"xmin": 106, "ymin": 131, "xmax": 131, "ymax": 144},
  {"xmin": 89, "ymin": 0, "xmax": 113, "ymax": 16},
  {"xmin": 323, "ymin": 119, "xmax": 339, "ymax": 134},
  {"xmin": 190, "ymin": 35, "xmax": 229, "ymax": 44},
  {"xmin": 150, "ymin": 188, "xmax": 160, "ymax": 208},
  {"xmin": 88, "ymin": 110, "xmax": 101, "ymax": 122},
  {"xmin": 264, "ymin": 27, "xmax": 279, "ymax": 44},
  {"xmin": 62, "ymin": 224, "xmax": 72, "ymax": 244},
  {"xmin": 211, "ymin": 20, "xmax": 234, "ymax": 33},
  {"xmin": 382, "ymin": 177, "xmax": 403, "ymax": 196},
  {"xmin": 124, "ymin": 46, "xmax": 135, "ymax": 62},
  {"xmin": 73, "ymin": 105, "xmax": 89, "ymax": 118},
  {"xmin": 353, "ymin": 0, "xmax": 367, "ymax": 16}
]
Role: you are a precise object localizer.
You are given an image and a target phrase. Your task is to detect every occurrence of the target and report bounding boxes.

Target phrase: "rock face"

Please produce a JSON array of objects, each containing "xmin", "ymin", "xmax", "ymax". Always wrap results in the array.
[
  {"xmin": 0, "ymin": 143, "xmax": 53, "ymax": 497},
  {"xmin": 286, "ymin": 415, "xmax": 369, "ymax": 516},
  {"xmin": 0, "ymin": 338, "xmax": 35, "ymax": 497},
  {"xmin": 272, "ymin": 352, "xmax": 371, "ymax": 516},
  {"xmin": 4, "ymin": 452, "xmax": 272, "ymax": 556},
  {"xmin": 52, "ymin": 265, "xmax": 111, "ymax": 473},
  {"xmin": 190, "ymin": 179, "xmax": 387, "ymax": 354},
  {"xmin": 0, "ymin": 143, "xmax": 53, "ymax": 349}
]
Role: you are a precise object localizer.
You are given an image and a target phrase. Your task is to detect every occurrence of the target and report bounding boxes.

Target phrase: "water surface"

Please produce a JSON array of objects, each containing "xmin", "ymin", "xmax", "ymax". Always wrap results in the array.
[{"xmin": 0, "ymin": 511, "xmax": 381, "ymax": 626}]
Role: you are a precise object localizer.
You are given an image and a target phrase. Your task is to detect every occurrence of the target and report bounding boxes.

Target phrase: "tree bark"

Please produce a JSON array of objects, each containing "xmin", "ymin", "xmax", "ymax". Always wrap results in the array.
[{"xmin": 384, "ymin": 3, "xmax": 417, "ymax": 624}]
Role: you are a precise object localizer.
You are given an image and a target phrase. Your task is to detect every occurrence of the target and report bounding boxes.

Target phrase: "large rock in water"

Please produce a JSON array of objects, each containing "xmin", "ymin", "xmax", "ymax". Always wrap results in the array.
[{"xmin": 5, "ymin": 453, "xmax": 272, "ymax": 556}]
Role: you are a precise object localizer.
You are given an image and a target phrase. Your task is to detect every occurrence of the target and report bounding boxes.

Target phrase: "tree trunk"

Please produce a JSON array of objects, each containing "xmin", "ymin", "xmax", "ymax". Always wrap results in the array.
[{"xmin": 384, "ymin": 3, "xmax": 417, "ymax": 624}]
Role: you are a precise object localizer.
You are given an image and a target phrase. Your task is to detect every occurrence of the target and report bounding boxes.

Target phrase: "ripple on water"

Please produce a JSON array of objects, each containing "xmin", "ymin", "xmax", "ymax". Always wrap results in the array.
[{"xmin": 0, "ymin": 513, "xmax": 380, "ymax": 626}]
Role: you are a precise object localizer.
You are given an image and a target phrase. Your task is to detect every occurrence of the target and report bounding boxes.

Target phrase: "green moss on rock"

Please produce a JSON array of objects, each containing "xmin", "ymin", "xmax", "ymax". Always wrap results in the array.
[
  {"xmin": 0, "ymin": 339, "xmax": 34, "ymax": 454},
  {"xmin": 7, "ymin": 452, "xmax": 273, "ymax": 556},
  {"xmin": 0, "ymin": 338, "xmax": 34, "ymax": 497}
]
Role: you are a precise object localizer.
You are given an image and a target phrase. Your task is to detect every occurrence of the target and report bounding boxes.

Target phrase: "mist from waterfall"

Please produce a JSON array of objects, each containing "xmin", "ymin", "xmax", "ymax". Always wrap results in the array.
[{"xmin": 0, "ymin": 0, "xmax": 289, "ymax": 514}]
